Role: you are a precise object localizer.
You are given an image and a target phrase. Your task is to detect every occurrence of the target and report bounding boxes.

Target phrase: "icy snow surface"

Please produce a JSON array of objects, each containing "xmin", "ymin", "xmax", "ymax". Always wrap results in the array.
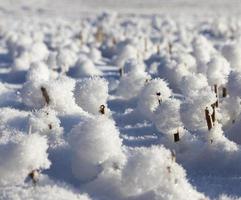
[{"xmin": 0, "ymin": 0, "xmax": 241, "ymax": 200}]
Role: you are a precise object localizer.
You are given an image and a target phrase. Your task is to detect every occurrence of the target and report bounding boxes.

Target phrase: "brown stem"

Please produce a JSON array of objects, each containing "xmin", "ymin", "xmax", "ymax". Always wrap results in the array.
[
  {"xmin": 156, "ymin": 92, "xmax": 162, "ymax": 105},
  {"xmin": 205, "ymin": 107, "xmax": 213, "ymax": 131},
  {"xmin": 95, "ymin": 27, "xmax": 104, "ymax": 43},
  {"xmin": 211, "ymin": 104, "xmax": 216, "ymax": 125},
  {"xmin": 41, "ymin": 87, "xmax": 50, "ymax": 105},
  {"xmin": 157, "ymin": 44, "xmax": 160, "ymax": 55},
  {"xmin": 174, "ymin": 129, "xmax": 180, "ymax": 142},
  {"xmin": 112, "ymin": 37, "xmax": 117, "ymax": 46},
  {"xmin": 28, "ymin": 169, "xmax": 39, "ymax": 185},
  {"xmin": 99, "ymin": 105, "xmax": 105, "ymax": 115},
  {"xmin": 214, "ymin": 84, "xmax": 219, "ymax": 107},
  {"xmin": 48, "ymin": 124, "xmax": 52, "ymax": 130},
  {"xmin": 222, "ymin": 87, "xmax": 227, "ymax": 97},
  {"xmin": 119, "ymin": 68, "xmax": 123, "ymax": 77},
  {"xmin": 171, "ymin": 150, "xmax": 176, "ymax": 162}
]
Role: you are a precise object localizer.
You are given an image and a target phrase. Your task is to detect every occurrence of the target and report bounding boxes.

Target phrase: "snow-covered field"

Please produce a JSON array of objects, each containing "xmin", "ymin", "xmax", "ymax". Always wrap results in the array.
[{"xmin": 1, "ymin": 0, "xmax": 241, "ymax": 200}]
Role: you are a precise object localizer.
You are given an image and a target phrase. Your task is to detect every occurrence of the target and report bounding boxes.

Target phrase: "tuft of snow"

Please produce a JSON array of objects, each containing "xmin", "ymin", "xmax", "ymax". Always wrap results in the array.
[
  {"xmin": 68, "ymin": 116, "xmax": 125, "ymax": 182},
  {"xmin": 137, "ymin": 78, "xmax": 172, "ymax": 119},
  {"xmin": 153, "ymin": 98, "xmax": 183, "ymax": 135},
  {"xmin": 206, "ymin": 55, "xmax": 230, "ymax": 86},
  {"xmin": 0, "ymin": 132, "xmax": 50, "ymax": 186},
  {"xmin": 74, "ymin": 77, "xmax": 109, "ymax": 115},
  {"xmin": 72, "ymin": 58, "xmax": 103, "ymax": 77},
  {"xmin": 121, "ymin": 146, "xmax": 206, "ymax": 200},
  {"xmin": 0, "ymin": 184, "xmax": 92, "ymax": 200},
  {"xmin": 116, "ymin": 70, "xmax": 150, "ymax": 100}
]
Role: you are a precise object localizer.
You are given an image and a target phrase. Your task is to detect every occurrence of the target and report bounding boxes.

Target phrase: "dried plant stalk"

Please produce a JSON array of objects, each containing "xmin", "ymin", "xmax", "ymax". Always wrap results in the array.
[
  {"xmin": 171, "ymin": 150, "xmax": 176, "ymax": 162},
  {"xmin": 95, "ymin": 27, "xmax": 104, "ymax": 43},
  {"xmin": 112, "ymin": 37, "xmax": 117, "ymax": 46},
  {"xmin": 28, "ymin": 169, "xmax": 39, "ymax": 185},
  {"xmin": 41, "ymin": 87, "xmax": 50, "ymax": 105},
  {"xmin": 156, "ymin": 92, "xmax": 162, "ymax": 105},
  {"xmin": 214, "ymin": 84, "xmax": 219, "ymax": 107},
  {"xmin": 119, "ymin": 68, "xmax": 123, "ymax": 77},
  {"xmin": 222, "ymin": 87, "xmax": 227, "ymax": 97},
  {"xmin": 211, "ymin": 104, "xmax": 216, "ymax": 125},
  {"xmin": 205, "ymin": 107, "xmax": 213, "ymax": 131},
  {"xmin": 99, "ymin": 105, "xmax": 105, "ymax": 115},
  {"xmin": 157, "ymin": 44, "xmax": 160, "ymax": 54},
  {"xmin": 48, "ymin": 124, "xmax": 52, "ymax": 130},
  {"xmin": 174, "ymin": 129, "xmax": 180, "ymax": 142}
]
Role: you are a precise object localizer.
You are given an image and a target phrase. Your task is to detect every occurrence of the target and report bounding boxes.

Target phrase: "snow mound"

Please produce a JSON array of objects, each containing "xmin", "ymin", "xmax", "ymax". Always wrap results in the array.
[
  {"xmin": 0, "ymin": 132, "xmax": 50, "ymax": 186},
  {"xmin": 137, "ymin": 78, "xmax": 172, "ymax": 119},
  {"xmin": 116, "ymin": 70, "xmax": 150, "ymax": 99},
  {"xmin": 0, "ymin": 184, "xmax": 91, "ymax": 200},
  {"xmin": 74, "ymin": 77, "xmax": 109, "ymax": 115},
  {"xmin": 121, "ymin": 146, "xmax": 206, "ymax": 200},
  {"xmin": 72, "ymin": 58, "xmax": 103, "ymax": 77},
  {"xmin": 68, "ymin": 116, "xmax": 125, "ymax": 182}
]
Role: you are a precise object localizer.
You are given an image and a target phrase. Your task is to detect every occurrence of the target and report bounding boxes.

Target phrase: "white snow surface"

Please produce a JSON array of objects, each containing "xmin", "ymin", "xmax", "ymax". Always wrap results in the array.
[{"xmin": 0, "ymin": 1, "xmax": 241, "ymax": 200}]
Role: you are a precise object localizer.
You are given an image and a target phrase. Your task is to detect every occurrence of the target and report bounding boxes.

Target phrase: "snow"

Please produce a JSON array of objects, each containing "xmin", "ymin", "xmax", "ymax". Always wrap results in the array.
[
  {"xmin": 0, "ymin": 1, "xmax": 241, "ymax": 200},
  {"xmin": 74, "ymin": 77, "xmax": 109, "ymax": 115},
  {"xmin": 0, "ymin": 132, "xmax": 50, "ymax": 186},
  {"xmin": 68, "ymin": 115, "xmax": 125, "ymax": 182}
]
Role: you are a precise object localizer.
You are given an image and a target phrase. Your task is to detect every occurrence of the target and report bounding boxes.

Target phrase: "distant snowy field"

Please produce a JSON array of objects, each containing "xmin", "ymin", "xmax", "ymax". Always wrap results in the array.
[
  {"xmin": 0, "ymin": 0, "xmax": 241, "ymax": 16},
  {"xmin": 1, "ymin": 1, "xmax": 241, "ymax": 200}
]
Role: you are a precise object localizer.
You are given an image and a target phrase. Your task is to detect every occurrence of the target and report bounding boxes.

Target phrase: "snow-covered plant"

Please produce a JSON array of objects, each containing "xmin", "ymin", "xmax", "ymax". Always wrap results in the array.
[
  {"xmin": 227, "ymin": 71, "xmax": 241, "ymax": 98},
  {"xmin": 157, "ymin": 53, "xmax": 195, "ymax": 91},
  {"xmin": 74, "ymin": 77, "xmax": 109, "ymax": 115},
  {"xmin": 116, "ymin": 70, "xmax": 150, "ymax": 100},
  {"xmin": 180, "ymin": 88, "xmax": 217, "ymax": 131},
  {"xmin": 72, "ymin": 58, "xmax": 103, "ymax": 77},
  {"xmin": 137, "ymin": 78, "xmax": 172, "ymax": 119},
  {"xmin": 120, "ymin": 146, "xmax": 206, "ymax": 200},
  {"xmin": 57, "ymin": 48, "xmax": 77, "ymax": 74},
  {"xmin": 21, "ymin": 80, "xmax": 46, "ymax": 109},
  {"xmin": 29, "ymin": 107, "xmax": 63, "ymax": 144},
  {"xmin": 11, "ymin": 39, "xmax": 49, "ymax": 71},
  {"xmin": 153, "ymin": 98, "xmax": 183, "ymax": 139},
  {"xmin": 41, "ymin": 76, "xmax": 81, "ymax": 114},
  {"xmin": 26, "ymin": 62, "xmax": 50, "ymax": 82},
  {"xmin": 192, "ymin": 35, "xmax": 216, "ymax": 74},
  {"xmin": 47, "ymin": 51, "xmax": 58, "ymax": 71},
  {"xmin": 206, "ymin": 55, "xmax": 230, "ymax": 87},
  {"xmin": 123, "ymin": 58, "xmax": 146, "ymax": 74},
  {"xmin": 113, "ymin": 43, "xmax": 138, "ymax": 68},
  {"xmin": 0, "ymin": 132, "xmax": 50, "ymax": 186},
  {"xmin": 222, "ymin": 42, "xmax": 241, "ymax": 72},
  {"xmin": 219, "ymin": 96, "xmax": 241, "ymax": 126},
  {"xmin": 68, "ymin": 116, "xmax": 125, "ymax": 182},
  {"xmin": 29, "ymin": 42, "xmax": 49, "ymax": 63},
  {"xmin": 21, "ymin": 76, "xmax": 83, "ymax": 114},
  {"xmin": 207, "ymin": 123, "xmax": 238, "ymax": 151},
  {"xmin": 180, "ymin": 73, "xmax": 209, "ymax": 97}
]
